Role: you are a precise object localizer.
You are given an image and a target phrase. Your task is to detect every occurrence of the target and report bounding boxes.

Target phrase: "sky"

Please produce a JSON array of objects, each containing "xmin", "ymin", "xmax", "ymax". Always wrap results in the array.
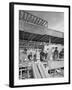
[{"xmin": 26, "ymin": 10, "xmax": 64, "ymax": 32}]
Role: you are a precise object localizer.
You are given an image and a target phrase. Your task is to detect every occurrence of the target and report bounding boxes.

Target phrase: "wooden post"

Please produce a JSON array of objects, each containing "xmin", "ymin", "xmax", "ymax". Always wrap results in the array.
[{"xmin": 49, "ymin": 36, "xmax": 51, "ymax": 45}]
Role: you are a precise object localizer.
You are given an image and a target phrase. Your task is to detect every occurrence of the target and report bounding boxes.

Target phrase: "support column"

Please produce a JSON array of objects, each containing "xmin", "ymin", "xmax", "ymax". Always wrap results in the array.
[{"xmin": 49, "ymin": 36, "xmax": 51, "ymax": 45}]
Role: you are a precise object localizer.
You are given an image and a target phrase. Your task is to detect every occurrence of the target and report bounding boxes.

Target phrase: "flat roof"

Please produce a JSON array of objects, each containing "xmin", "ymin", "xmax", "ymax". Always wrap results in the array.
[{"xmin": 19, "ymin": 31, "xmax": 64, "ymax": 44}]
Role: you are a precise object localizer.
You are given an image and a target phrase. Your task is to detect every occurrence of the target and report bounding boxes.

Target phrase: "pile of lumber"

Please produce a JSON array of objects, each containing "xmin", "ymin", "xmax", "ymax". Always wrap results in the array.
[{"xmin": 32, "ymin": 61, "xmax": 50, "ymax": 78}]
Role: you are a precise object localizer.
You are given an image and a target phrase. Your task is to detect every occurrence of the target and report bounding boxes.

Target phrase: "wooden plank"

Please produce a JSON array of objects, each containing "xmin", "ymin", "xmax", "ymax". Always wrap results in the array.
[
  {"xmin": 37, "ymin": 63, "xmax": 45, "ymax": 78},
  {"xmin": 32, "ymin": 63, "xmax": 41, "ymax": 78},
  {"xmin": 39, "ymin": 62, "xmax": 50, "ymax": 78}
]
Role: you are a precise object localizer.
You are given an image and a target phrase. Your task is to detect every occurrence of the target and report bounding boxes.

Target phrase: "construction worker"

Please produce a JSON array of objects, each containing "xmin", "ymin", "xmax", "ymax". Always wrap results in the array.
[{"xmin": 53, "ymin": 47, "xmax": 59, "ymax": 60}]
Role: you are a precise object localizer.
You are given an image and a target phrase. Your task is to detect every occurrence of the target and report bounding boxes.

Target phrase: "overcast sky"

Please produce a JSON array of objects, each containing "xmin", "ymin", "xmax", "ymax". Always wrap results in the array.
[{"xmin": 26, "ymin": 10, "xmax": 64, "ymax": 32}]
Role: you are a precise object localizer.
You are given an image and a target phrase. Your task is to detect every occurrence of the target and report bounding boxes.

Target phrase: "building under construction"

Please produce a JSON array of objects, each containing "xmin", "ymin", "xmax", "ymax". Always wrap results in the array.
[{"xmin": 19, "ymin": 10, "xmax": 64, "ymax": 79}]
